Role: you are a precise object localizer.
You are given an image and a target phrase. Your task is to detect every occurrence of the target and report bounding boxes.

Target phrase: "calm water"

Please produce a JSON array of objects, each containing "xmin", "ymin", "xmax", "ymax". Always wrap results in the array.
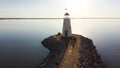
[{"xmin": 0, "ymin": 19, "xmax": 120, "ymax": 68}]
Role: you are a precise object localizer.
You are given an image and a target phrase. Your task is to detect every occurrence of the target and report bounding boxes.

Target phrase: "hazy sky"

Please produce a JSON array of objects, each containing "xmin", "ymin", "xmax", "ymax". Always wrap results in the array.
[{"xmin": 0, "ymin": 0, "xmax": 120, "ymax": 18}]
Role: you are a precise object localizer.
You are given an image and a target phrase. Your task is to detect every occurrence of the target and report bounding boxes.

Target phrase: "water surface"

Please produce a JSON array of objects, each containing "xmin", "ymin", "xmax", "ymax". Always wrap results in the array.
[{"xmin": 0, "ymin": 19, "xmax": 120, "ymax": 68}]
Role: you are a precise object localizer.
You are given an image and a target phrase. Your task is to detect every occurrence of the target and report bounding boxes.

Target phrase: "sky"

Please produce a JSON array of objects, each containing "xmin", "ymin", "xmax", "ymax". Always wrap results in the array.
[{"xmin": 0, "ymin": 0, "xmax": 120, "ymax": 18}]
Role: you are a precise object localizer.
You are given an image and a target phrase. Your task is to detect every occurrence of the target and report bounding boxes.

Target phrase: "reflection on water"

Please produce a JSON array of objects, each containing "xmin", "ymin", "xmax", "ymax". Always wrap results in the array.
[{"xmin": 0, "ymin": 19, "xmax": 120, "ymax": 68}]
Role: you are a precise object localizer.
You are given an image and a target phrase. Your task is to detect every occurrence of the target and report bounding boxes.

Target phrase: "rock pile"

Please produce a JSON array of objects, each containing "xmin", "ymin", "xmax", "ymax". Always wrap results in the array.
[{"xmin": 79, "ymin": 36, "xmax": 105, "ymax": 68}]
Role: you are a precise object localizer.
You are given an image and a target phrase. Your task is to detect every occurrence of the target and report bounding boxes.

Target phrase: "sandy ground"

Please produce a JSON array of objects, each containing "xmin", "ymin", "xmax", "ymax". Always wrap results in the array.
[{"xmin": 59, "ymin": 35, "xmax": 80, "ymax": 68}]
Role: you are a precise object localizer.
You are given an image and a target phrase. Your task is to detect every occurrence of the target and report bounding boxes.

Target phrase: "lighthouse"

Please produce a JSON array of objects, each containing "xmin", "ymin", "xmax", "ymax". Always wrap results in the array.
[{"xmin": 62, "ymin": 12, "xmax": 72, "ymax": 37}]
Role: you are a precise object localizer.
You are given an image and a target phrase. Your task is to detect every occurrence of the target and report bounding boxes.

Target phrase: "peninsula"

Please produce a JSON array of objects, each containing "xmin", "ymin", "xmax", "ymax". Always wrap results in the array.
[{"xmin": 39, "ymin": 12, "xmax": 105, "ymax": 68}]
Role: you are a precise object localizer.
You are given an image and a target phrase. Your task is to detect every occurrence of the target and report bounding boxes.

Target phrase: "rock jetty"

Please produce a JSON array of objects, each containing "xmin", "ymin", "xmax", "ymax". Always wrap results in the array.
[{"xmin": 39, "ymin": 34, "xmax": 105, "ymax": 68}]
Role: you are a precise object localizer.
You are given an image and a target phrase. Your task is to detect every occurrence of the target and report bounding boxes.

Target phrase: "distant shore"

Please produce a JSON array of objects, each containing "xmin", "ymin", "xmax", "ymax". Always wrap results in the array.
[{"xmin": 0, "ymin": 17, "xmax": 120, "ymax": 20}]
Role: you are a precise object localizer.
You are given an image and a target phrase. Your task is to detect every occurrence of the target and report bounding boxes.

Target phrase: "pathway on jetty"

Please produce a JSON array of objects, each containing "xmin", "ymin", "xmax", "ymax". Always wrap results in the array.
[{"xmin": 59, "ymin": 35, "xmax": 81, "ymax": 68}]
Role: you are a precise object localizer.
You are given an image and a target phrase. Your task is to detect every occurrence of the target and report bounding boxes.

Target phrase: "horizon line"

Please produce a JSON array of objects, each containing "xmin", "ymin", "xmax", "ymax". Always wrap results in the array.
[{"xmin": 0, "ymin": 17, "xmax": 120, "ymax": 20}]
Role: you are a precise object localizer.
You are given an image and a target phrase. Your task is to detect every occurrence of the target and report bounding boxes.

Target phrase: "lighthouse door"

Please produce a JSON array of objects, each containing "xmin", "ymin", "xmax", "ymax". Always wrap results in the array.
[{"xmin": 65, "ymin": 30, "xmax": 68, "ymax": 37}]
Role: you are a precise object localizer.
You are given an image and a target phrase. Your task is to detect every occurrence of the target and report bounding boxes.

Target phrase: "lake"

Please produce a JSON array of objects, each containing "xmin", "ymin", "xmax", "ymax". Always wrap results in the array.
[{"xmin": 0, "ymin": 19, "xmax": 120, "ymax": 68}]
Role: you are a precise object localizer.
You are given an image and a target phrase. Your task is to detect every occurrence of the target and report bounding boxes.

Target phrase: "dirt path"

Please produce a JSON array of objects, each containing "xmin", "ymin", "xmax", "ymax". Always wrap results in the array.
[{"xmin": 59, "ymin": 35, "xmax": 81, "ymax": 68}]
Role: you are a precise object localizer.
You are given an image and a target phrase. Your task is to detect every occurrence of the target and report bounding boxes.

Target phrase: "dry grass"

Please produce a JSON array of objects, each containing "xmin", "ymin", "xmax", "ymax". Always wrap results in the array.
[{"xmin": 52, "ymin": 34, "xmax": 62, "ymax": 41}]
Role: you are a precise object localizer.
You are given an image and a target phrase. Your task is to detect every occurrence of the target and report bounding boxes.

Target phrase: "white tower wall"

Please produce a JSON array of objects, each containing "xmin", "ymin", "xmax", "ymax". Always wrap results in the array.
[{"xmin": 62, "ymin": 18, "xmax": 72, "ymax": 37}]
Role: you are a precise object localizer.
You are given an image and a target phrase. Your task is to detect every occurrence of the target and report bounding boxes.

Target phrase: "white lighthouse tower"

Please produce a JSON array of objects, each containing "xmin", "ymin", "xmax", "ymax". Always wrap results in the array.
[{"xmin": 62, "ymin": 12, "xmax": 72, "ymax": 37}]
